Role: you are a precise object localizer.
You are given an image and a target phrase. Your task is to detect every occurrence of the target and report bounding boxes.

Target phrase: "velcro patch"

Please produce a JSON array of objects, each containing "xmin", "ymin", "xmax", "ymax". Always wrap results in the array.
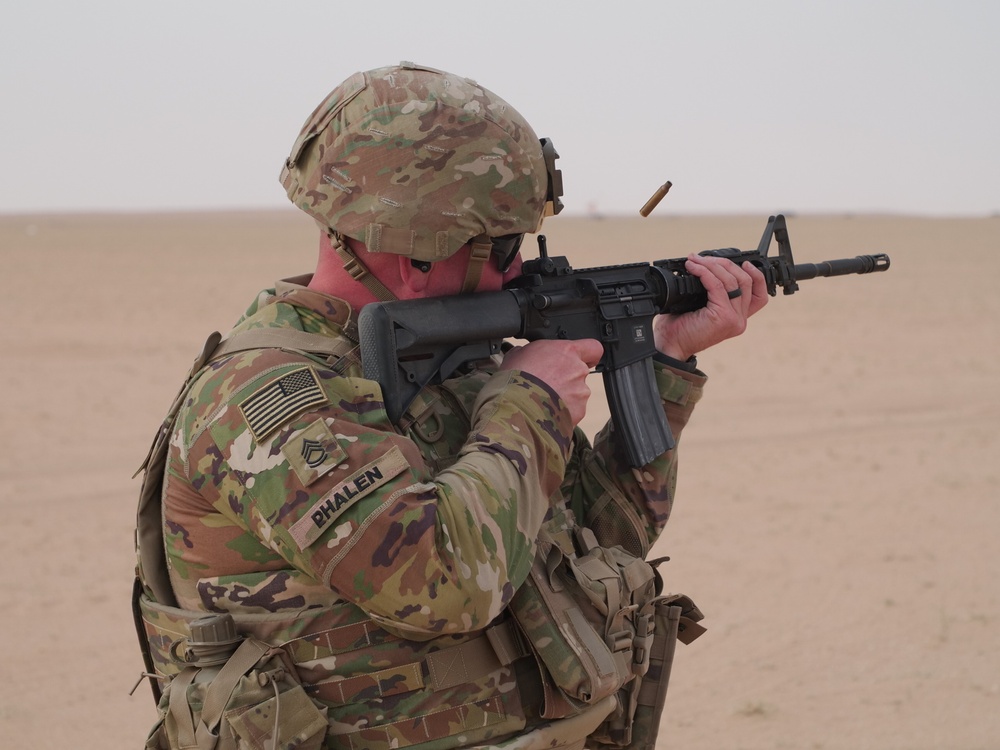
[
  {"xmin": 282, "ymin": 419, "xmax": 347, "ymax": 487},
  {"xmin": 239, "ymin": 367, "xmax": 328, "ymax": 442},
  {"xmin": 289, "ymin": 446, "xmax": 409, "ymax": 551}
]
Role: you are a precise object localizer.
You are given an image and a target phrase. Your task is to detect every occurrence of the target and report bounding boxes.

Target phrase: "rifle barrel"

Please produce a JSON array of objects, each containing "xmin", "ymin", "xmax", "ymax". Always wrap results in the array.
[{"xmin": 792, "ymin": 253, "xmax": 890, "ymax": 281}]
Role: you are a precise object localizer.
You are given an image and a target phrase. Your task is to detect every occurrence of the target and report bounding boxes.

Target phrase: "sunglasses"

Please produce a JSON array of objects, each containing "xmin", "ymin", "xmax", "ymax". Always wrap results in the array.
[{"xmin": 490, "ymin": 233, "xmax": 525, "ymax": 273}]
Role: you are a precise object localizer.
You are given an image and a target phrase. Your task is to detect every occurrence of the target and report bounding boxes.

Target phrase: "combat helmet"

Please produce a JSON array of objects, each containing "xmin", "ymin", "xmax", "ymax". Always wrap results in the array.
[{"xmin": 280, "ymin": 62, "xmax": 563, "ymax": 296}]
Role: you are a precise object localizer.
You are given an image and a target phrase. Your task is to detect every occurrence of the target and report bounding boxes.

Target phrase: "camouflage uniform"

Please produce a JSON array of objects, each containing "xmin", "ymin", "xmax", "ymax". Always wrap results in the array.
[
  {"xmin": 137, "ymin": 272, "xmax": 704, "ymax": 749},
  {"xmin": 136, "ymin": 62, "xmax": 707, "ymax": 750}
]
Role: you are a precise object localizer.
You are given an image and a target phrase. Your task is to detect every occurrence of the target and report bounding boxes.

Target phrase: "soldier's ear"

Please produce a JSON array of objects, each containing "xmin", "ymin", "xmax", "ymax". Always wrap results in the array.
[{"xmin": 398, "ymin": 256, "xmax": 431, "ymax": 293}]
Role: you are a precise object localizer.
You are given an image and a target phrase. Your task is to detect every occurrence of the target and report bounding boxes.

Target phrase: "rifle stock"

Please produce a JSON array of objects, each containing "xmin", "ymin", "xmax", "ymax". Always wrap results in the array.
[
  {"xmin": 358, "ymin": 214, "xmax": 890, "ymax": 467},
  {"xmin": 359, "ymin": 292, "xmax": 523, "ymax": 425}
]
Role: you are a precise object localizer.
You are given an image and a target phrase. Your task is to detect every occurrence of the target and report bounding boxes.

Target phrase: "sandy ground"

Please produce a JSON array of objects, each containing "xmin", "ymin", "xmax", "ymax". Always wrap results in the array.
[{"xmin": 1, "ymin": 210, "xmax": 997, "ymax": 749}]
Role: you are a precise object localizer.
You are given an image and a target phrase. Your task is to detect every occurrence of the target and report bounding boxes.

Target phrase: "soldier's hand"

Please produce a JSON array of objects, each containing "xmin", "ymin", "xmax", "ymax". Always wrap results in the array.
[
  {"xmin": 500, "ymin": 338, "xmax": 604, "ymax": 426},
  {"xmin": 653, "ymin": 255, "xmax": 769, "ymax": 361}
]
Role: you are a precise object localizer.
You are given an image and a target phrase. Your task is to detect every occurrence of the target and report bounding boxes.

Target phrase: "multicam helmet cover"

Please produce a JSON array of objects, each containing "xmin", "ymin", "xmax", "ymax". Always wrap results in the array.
[{"xmin": 280, "ymin": 62, "xmax": 557, "ymax": 263}]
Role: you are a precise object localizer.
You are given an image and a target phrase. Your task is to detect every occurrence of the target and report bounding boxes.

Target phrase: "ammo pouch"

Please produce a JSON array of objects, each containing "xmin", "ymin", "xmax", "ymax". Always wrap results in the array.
[
  {"xmin": 509, "ymin": 525, "xmax": 704, "ymax": 750},
  {"xmin": 144, "ymin": 614, "xmax": 327, "ymax": 750}
]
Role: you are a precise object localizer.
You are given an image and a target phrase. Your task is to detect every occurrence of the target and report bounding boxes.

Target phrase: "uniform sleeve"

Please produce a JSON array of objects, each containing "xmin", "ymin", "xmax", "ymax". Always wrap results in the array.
[
  {"xmin": 182, "ymin": 358, "xmax": 574, "ymax": 640},
  {"xmin": 560, "ymin": 360, "xmax": 706, "ymax": 556}
]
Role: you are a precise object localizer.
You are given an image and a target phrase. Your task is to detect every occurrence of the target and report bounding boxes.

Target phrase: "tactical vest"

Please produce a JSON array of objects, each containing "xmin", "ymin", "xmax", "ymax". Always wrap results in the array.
[{"xmin": 133, "ymin": 328, "xmax": 704, "ymax": 750}]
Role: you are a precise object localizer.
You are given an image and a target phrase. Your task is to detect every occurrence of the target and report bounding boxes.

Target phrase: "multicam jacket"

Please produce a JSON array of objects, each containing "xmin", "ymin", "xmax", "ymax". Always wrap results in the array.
[{"xmin": 142, "ymin": 275, "xmax": 705, "ymax": 749}]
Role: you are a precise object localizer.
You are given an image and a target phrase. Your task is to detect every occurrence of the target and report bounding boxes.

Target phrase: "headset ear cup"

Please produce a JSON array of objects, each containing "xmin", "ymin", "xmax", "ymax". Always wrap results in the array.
[{"xmin": 540, "ymin": 138, "xmax": 564, "ymax": 215}]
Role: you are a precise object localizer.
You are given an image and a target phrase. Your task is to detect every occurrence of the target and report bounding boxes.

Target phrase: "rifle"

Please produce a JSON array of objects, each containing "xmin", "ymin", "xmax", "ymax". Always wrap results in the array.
[{"xmin": 358, "ymin": 214, "xmax": 890, "ymax": 467}]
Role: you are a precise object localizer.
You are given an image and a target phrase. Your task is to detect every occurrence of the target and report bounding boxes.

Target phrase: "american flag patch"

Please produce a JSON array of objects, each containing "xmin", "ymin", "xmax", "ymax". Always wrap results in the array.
[{"xmin": 239, "ymin": 367, "xmax": 328, "ymax": 441}]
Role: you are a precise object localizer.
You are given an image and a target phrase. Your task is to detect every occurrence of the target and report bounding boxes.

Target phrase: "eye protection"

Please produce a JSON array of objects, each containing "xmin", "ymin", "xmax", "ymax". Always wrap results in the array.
[{"xmin": 490, "ymin": 233, "xmax": 525, "ymax": 273}]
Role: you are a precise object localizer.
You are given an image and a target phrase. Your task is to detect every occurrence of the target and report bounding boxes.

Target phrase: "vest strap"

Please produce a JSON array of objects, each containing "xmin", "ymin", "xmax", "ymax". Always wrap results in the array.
[
  {"xmin": 211, "ymin": 328, "xmax": 355, "ymax": 364},
  {"xmin": 333, "ymin": 232, "xmax": 398, "ymax": 302},
  {"xmin": 166, "ymin": 667, "xmax": 200, "ymax": 749}
]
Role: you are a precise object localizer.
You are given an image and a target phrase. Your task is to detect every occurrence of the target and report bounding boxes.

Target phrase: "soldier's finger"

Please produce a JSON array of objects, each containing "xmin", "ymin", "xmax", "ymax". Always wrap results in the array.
[
  {"xmin": 571, "ymin": 338, "xmax": 604, "ymax": 369},
  {"xmin": 742, "ymin": 261, "xmax": 770, "ymax": 316}
]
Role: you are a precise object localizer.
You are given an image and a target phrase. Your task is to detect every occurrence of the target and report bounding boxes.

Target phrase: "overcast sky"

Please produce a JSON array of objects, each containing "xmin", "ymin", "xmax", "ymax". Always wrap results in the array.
[{"xmin": 2, "ymin": 0, "xmax": 997, "ymax": 217}]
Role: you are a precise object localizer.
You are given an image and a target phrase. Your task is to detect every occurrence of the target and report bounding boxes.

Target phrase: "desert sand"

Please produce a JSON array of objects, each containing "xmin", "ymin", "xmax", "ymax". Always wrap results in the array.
[{"xmin": 1, "ymin": 210, "xmax": 997, "ymax": 748}]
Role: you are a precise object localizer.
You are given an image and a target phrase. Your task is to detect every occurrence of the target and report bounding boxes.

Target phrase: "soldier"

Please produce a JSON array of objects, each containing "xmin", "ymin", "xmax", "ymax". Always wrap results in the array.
[{"xmin": 134, "ymin": 62, "xmax": 768, "ymax": 750}]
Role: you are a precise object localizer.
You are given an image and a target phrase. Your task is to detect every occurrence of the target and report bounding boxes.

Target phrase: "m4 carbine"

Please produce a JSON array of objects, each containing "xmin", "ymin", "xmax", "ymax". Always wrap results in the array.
[{"xmin": 358, "ymin": 214, "xmax": 890, "ymax": 467}]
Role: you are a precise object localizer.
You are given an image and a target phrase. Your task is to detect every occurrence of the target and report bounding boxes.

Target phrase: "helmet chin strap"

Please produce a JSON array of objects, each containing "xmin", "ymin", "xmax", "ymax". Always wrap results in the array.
[
  {"xmin": 331, "ymin": 232, "xmax": 398, "ymax": 302},
  {"xmin": 460, "ymin": 236, "xmax": 493, "ymax": 294}
]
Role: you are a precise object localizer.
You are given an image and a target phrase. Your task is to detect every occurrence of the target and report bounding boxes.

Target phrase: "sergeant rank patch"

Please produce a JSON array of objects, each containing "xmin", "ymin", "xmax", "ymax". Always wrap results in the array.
[
  {"xmin": 239, "ymin": 367, "xmax": 328, "ymax": 441},
  {"xmin": 282, "ymin": 419, "xmax": 347, "ymax": 486}
]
